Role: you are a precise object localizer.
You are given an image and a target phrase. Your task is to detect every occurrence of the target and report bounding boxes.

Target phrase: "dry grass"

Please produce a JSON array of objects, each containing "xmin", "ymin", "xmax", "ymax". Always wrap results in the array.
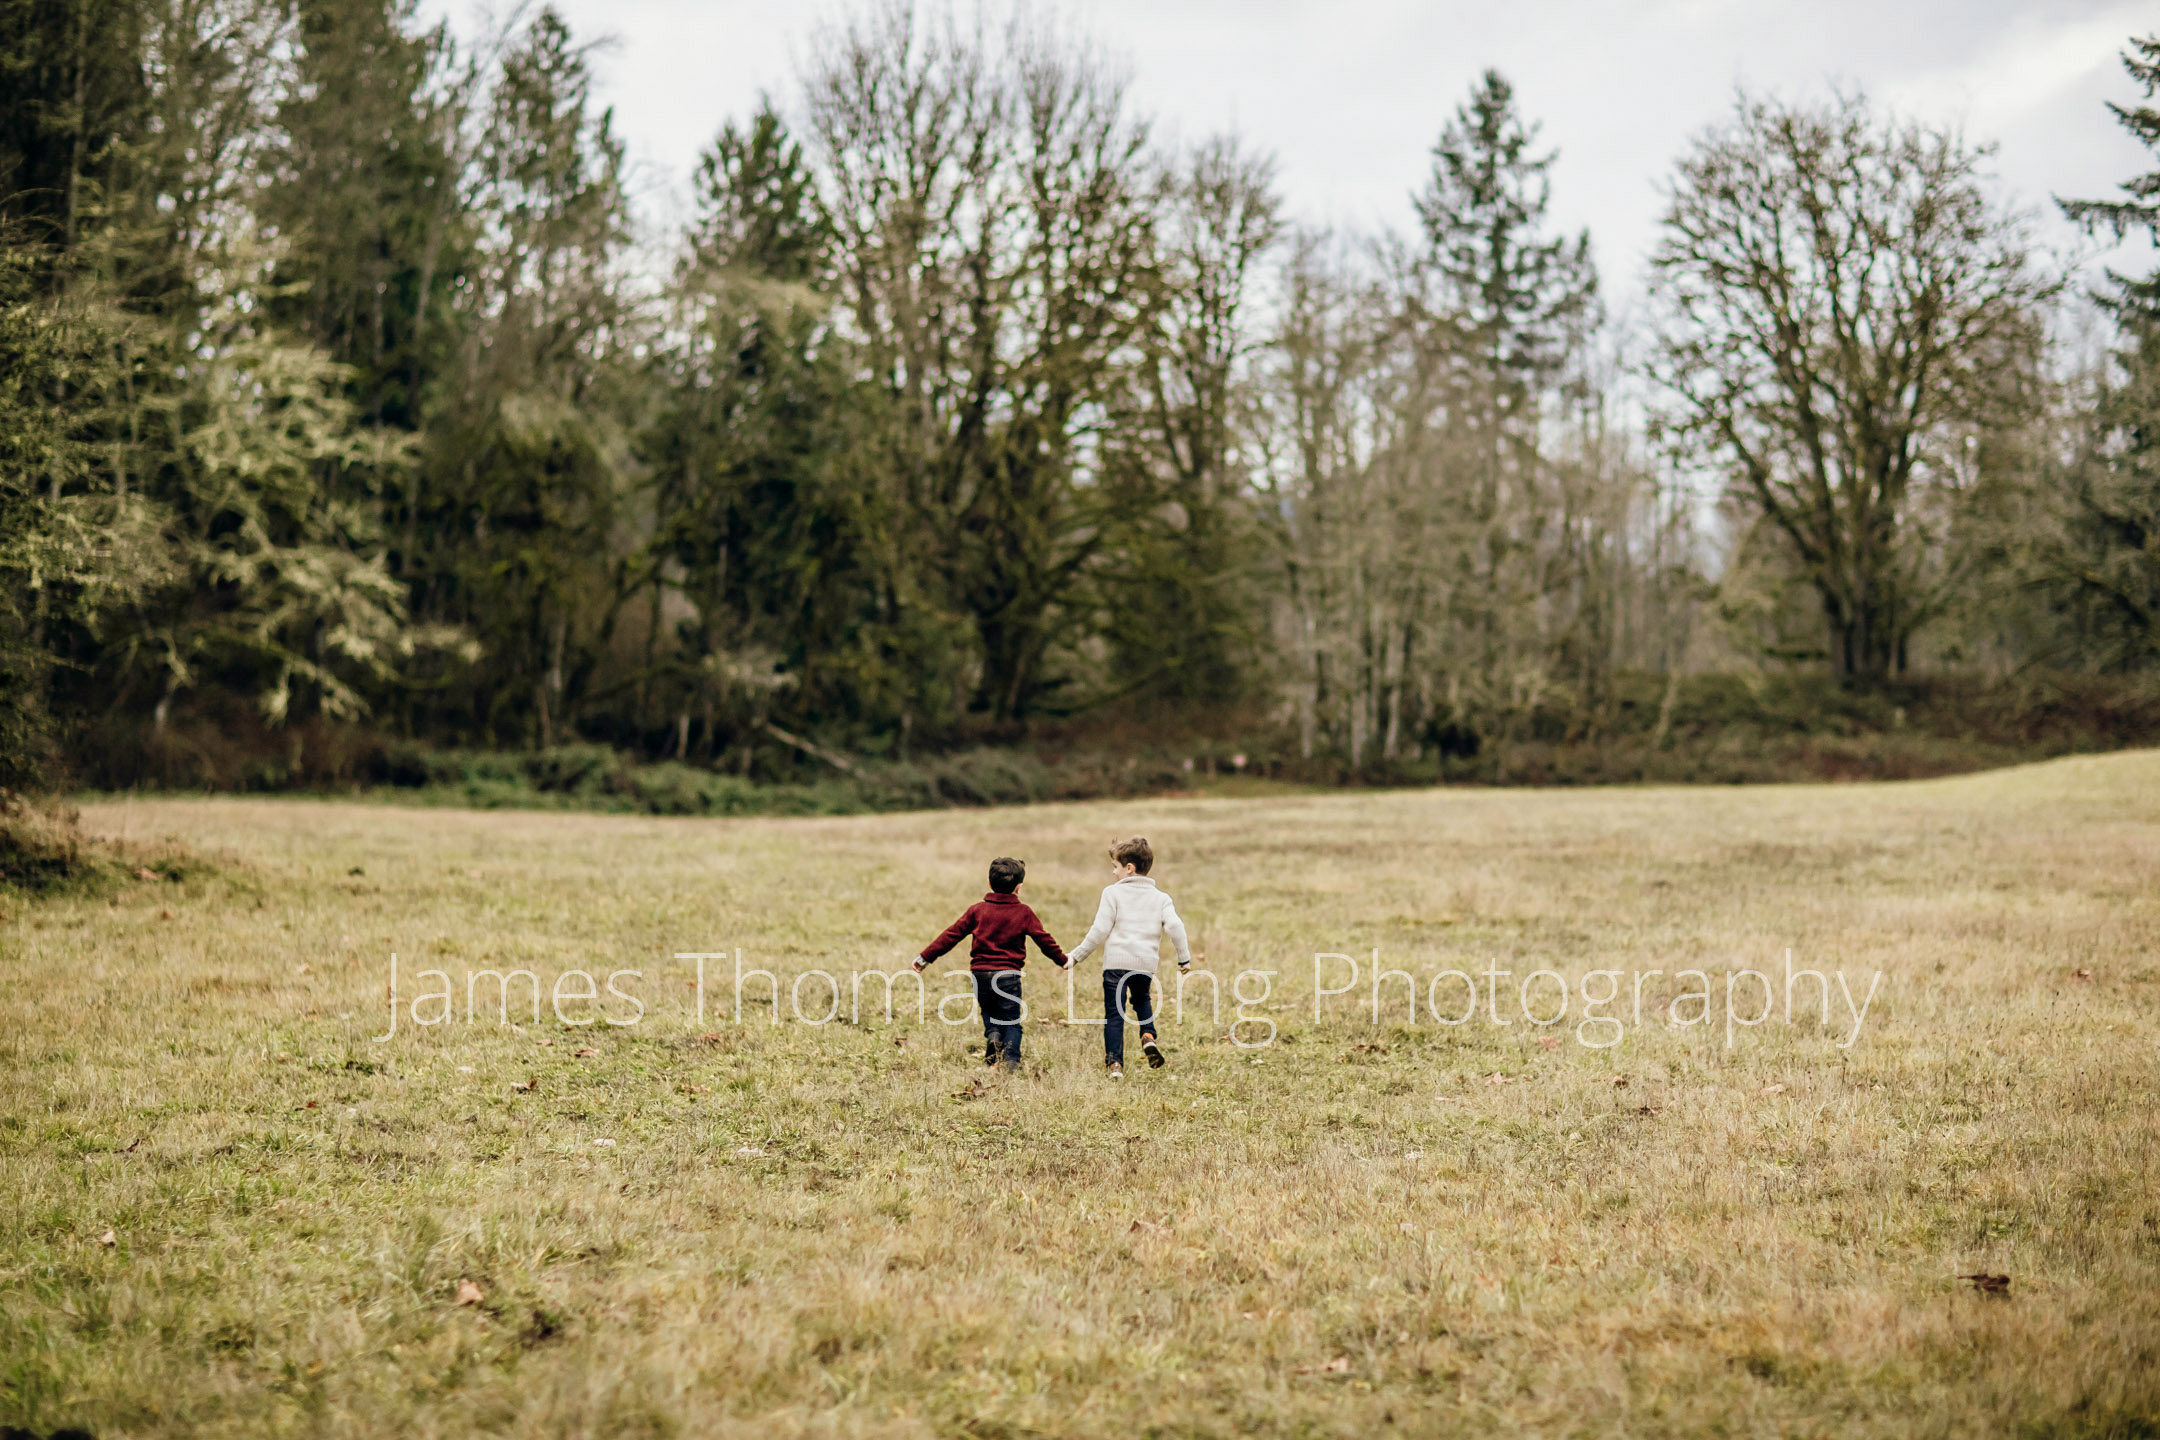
[{"xmin": 4, "ymin": 753, "xmax": 2159, "ymax": 1438}]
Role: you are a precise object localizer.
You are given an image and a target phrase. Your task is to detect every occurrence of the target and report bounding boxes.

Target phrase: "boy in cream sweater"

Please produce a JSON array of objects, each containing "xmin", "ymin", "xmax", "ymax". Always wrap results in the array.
[{"xmin": 1066, "ymin": 836, "xmax": 1191, "ymax": 1077}]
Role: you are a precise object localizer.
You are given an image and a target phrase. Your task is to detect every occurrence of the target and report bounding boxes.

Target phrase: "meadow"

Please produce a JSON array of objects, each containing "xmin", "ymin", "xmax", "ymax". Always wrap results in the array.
[{"xmin": 3, "ymin": 754, "xmax": 2158, "ymax": 1438}]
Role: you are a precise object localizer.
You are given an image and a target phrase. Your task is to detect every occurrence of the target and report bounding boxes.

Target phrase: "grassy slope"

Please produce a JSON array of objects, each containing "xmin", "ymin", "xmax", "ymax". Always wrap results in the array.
[{"xmin": 3, "ymin": 756, "xmax": 2158, "ymax": 1437}]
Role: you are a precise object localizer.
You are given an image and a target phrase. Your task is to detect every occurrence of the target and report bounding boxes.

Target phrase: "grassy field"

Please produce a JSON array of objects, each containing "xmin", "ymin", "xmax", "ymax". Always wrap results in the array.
[{"xmin": 3, "ymin": 755, "xmax": 2158, "ymax": 1438}]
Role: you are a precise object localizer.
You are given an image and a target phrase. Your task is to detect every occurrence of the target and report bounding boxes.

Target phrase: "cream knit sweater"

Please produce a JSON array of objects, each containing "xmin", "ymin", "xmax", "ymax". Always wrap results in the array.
[{"xmin": 1067, "ymin": 875, "xmax": 1191, "ymax": 978}]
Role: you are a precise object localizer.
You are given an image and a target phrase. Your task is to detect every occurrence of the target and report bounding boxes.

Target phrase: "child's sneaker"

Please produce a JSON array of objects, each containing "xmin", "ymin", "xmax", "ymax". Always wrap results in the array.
[
  {"xmin": 1107, "ymin": 1061, "xmax": 1124, "ymax": 1080},
  {"xmin": 983, "ymin": 1041, "xmax": 1004, "ymax": 1068},
  {"xmin": 1142, "ymin": 1036, "xmax": 1165, "ymax": 1068}
]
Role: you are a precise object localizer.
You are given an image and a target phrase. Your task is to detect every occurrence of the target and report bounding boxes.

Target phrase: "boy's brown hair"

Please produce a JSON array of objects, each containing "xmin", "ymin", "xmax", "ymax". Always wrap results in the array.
[
  {"xmin": 987, "ymin": 856, "xmax": 1026, "ymax": 893},
  {"xmin": 1110, "ymin": 835, "xmax": 1153, "ymax": 875}
]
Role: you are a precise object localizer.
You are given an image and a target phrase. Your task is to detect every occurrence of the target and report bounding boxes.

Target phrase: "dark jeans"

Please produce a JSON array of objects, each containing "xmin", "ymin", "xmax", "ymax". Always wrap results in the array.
[
  {"xmin": 1102, "ymin": 969, "xmax": 1158, "ymax": 1067},
  {"xmin": 974, "ymin": 969, "xmax": 1024, "ymax": 1066}
]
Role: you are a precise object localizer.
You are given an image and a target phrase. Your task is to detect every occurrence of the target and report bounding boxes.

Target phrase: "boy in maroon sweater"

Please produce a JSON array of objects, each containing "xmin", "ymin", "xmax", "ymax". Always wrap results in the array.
[{"xmin": 913, "ymin": 856, "xmax": 1067, "ymax": 1069}]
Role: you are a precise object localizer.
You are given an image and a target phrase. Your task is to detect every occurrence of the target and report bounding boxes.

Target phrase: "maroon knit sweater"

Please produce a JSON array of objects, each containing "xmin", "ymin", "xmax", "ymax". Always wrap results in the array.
[{"xmin": 919, "ymin": 892, "xmax": 1069, "ymax": 972}]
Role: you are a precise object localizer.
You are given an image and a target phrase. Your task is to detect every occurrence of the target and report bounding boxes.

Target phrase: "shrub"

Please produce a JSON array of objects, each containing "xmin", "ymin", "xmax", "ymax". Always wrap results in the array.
[
  {"xmin": 0, "ymin": 790, "xmax": 88, "ymax": 891},
  {"xmin": 525, "ymin": 744, "xmax": 622, "ymax": 796},
  {"xmin": 0, "ymin": 791, "xmax": 199, "ymax": 893}
]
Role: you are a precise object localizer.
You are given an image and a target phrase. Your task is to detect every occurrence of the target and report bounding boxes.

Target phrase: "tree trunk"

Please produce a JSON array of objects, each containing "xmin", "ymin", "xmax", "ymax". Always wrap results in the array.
[{"xmin": 1829, "ymin": 591, "xmax": 1899, "ymax": 682}]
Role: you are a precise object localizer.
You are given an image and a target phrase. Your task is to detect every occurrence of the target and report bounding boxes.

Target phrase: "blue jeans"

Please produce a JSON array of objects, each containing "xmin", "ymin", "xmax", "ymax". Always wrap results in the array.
[
  {"xmin": 974, "ymin": 969, "xmax": 1024, "ymax": 1066},
  {"xmin": 1102, "ymin": 969, "xmax": 1157, "ymax": 1067}
]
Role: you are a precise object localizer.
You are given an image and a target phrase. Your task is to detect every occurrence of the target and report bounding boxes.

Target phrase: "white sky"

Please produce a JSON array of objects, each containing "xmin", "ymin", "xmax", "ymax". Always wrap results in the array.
[{"xmin": 441, "ymin": 0, "xmax": 2157, "ymax": 304}]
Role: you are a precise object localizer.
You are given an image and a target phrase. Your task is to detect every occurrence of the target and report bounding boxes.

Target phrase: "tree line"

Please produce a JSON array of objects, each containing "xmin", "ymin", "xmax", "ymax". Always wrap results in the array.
[{"xmin": 3, "ymin": 0, "xmax": 2157, "ymax": 790}]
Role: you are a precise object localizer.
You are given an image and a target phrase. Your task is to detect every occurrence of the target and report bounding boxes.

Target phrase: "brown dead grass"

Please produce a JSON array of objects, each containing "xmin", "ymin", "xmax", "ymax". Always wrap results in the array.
[{"xmin": 1, "ymin": 753, "xmax": 2156, "ymax": 1437}]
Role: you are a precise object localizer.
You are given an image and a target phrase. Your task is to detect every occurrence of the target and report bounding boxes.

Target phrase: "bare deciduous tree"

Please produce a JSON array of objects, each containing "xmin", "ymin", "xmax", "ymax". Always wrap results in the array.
[
  {"xmin": 1648, "ymin": 91, "xmax": 2055, "ymax": 679},
  {"xmin": 804, "ymin": 2, "xmax": 1159, "ymax": 722}
]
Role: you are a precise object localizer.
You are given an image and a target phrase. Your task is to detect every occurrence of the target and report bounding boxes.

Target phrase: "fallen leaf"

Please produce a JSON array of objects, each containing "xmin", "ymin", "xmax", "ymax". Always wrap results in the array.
[
  {"xmin": 1129, "ymin": 1218, "xmax": 1168, "ymax": 1235},
  {"xmin": 1294, "ymin": 1356, "xmax": 1352, "ymax": 1375},
  {"xmin": 1536, "ymin": 1035, "xmax": 1562, "ymax": 1051},
  {"xmin": 680, "ymin": 1083, "xmax": 708, "ymax": 1094},
  {"xmin": 1484, "ymin": 1072, "xmax": 1512, "ymax": 1086},
  {"xmin": 511, "ymin": 1079, "xmax": 534, "ymax": 1093},
  {"xmin": 98, "ymin": 1228, "xmax": 116, "ymax": 1247},
  {"xmin": 593, "ymin": 1137, "xmax": 616, "ymax": 1147},
  {"xmin": 157, "ymin": 908, "xmax": 175, "ymax": 921},
  {"xmin": 1611, "ymin": 1076, "xmax": 1630, "ymax": 1088},
  {"xmin": 133, "ymin": 867, "xmax": 158, "ymax": 881},
  {"xmin": 275, "ymin": 1053, "xmax": 293, "ymax": 1063},
  {"xmin": 1402, "ymin": 1150, "xmax": 1424, "ymax": 1160},
  {"xmin": 697, "ymin": 1032, "xmax": 723, "ymax": 1045},
  {"xmin": 2072, "ymin": 968, "xmax": 2094, "ymax": 982},
  {"xmin": 456, "ymin": 1278, "xmax": 484, "ymax": 1306},
  {"xmin": 300, "ymin": 1100, "xmax": 318, "ymax": 1110},
  {"xmin": 1958, "ymin": 1272, "xmax": 2011, "ymax": 1297},
  {"xmin": 535, "ymin": 1037, "xmax": 554, "ymax": 1047},
  {"xmin": 456, "ymin": 1065, "xmax": 475, "ymax": 1074},
  {"xmin": 734, "ymin": 1145, "xmax": 767, "ymax": 1158},
  {"xmin": 347, "ymin": 867, "xmax": 364, "ymax": 877},
  {"xmin": 1636, "ymin": 1105, "xmax": 1663, "ymax": 1116},
  {"xmin": 295, "ymin": 963, "xmax": 311, "ymax": 976},
  {"xmin": 1761, "ymin": 1083, "xmax": 1787, "ymax": 1096},
  {"xmin": 574, "ymin": 1047, "xmax": 599, "ymax": 1058}
]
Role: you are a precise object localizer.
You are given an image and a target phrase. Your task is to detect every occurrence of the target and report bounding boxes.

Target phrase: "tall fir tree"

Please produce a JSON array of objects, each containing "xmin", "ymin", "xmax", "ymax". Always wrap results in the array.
[
  {"xmin": 2061, "ymin": 34, "xmax": 2160, "ymax": 321},
  {"xmin": 2048, "ymin": 33, "xmax": 2160, "ymax": 668},
  {"xmin": 642, "ymin": 102, "xmax": 894, "ymax": 761},
  {"xmin": 411, "ymin": 5, "xmax": 636, "ymax": 747},
  {"xmin": 265, "ymin": 0, "xmax": 471, "ymax": 432},
  {"xmin": 1415, "ymin": 70, "xmax": 1598, "ymax": 437}
]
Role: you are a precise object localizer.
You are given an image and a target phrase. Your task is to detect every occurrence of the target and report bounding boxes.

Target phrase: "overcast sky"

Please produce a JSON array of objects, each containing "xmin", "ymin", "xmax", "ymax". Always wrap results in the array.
[{"xmin": 440, "ymin": 0, "xmax": 2156, "ymax": 304}]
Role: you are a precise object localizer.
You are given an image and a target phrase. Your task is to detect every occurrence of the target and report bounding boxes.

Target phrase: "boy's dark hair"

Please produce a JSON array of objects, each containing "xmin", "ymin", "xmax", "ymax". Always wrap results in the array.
[
  {"xmin": 1110, "ymin": 836, "xmax": 1153, "ymax": 875},
  {"xmin": 987, "ymin": 856, "xmax": 1026, "ymax": 893}
]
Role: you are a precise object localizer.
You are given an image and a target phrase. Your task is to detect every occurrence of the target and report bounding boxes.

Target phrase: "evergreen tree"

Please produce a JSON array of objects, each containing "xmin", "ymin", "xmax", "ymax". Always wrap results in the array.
[
  {"xmin": 2061, "ymin": 34, "xmax": 2160, "ymax": 321},
  {"xmin": 411, "ymin": 5, "xmax": 636, "ymax": 747},
  {"xmin": 265, "ymin": 0, "xmax": 471, "ymax": 431},
  {"xmin": 1415, "ymin": 70, "xmax": 1598, "ymax": 436},
  {"xmin": 642, "ymin": 103, "xmax": 891, "ymax": 761},
  {"xmin": 0, "ymin": 0, "xmax": 150, "ymax": 253},
  {"xmin": 1396, "ymin": 70, "xmax": 1602, "ymax": 736},
  {"xmin": 0, "ymin": 247, "xmax": 157, "ymax": 784},
  {"xmin": 2044, "ymin": 33, "xmax": 2160, "ymax": 668}
]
